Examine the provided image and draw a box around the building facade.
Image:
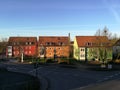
[113,39,120,60]
[6,37,37,58]
[73,36,112,61]
[38,36,70,58]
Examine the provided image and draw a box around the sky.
[0,0,120,40]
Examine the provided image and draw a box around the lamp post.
[21,52,23,63]
[20,47,24,63]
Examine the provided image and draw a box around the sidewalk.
[75,79,120,90]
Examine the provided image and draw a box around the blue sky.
[0,0,120,40]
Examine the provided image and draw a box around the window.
[29,42,31,45]
[31,42,35,45]
[25,51,28,54]
[8,49,12,52]
[80,54,85,57]
[17,42,19,45]
[86,42,92,46]
[46,42,50,45]
[26,42,28,45]
[81,49,84,51]
[51,42,55,45]
[88,43,90,46]
[49,42,52,45]
[8,46,12,49]
[14,42,16,45]
[92,43,96,46]
[59,42,64,45]
[29,51,31,54]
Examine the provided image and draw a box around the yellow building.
[73,36,112,61]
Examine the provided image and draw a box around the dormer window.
[88,42,91,46]
[14,42,16,45]
[31,42,35,45]
[59,42,64,45]
[17,42,19,45]
[86,42,92,46]
[26,42,28,45]
[49,42,52,45]
[29,42,31,45]
[46,42,50,45]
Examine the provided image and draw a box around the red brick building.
[6,37,37,58]
[38,36,70,58]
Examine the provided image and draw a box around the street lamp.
[21,52,23,63]
[20,47,24,63]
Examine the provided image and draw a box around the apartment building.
[6,37,37,58]
[73,36,112,61]
[38,36,70,58]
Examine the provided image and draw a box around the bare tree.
[95,26,112,38]
[0,38,8,58]
[95,29,101,36]
[94,26,112,64]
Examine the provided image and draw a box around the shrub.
[88,61,101,65]
[114,59,120,63]
[46,58,54,63]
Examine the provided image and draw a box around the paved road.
[78,79,120,90]
[1,61,120,90]
[35,65,120,90]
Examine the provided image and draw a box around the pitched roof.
[76,36,110,47]
[39,36,69,45]
[114,39,120,46]
[9,37,37,43]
